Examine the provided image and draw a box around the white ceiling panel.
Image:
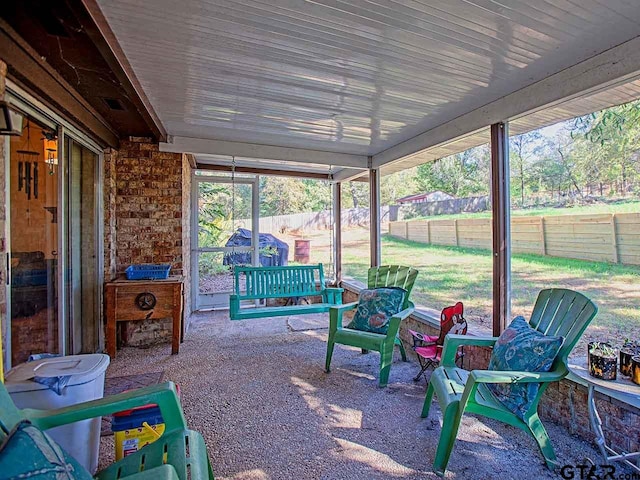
[380,77,640,176]
[98,0,640,167]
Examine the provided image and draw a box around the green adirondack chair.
[325,265,419,387]
[0,381,214,480]
[421,288,597,476]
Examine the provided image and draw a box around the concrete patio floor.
[99,311,609,479]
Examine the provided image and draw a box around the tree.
[259,177,307,216]
[574,99,640,146]
[341,181,369,209]
[380,168,418,205]
[415,145,490,198]
[573,102,640,196]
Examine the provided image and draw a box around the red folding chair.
[409,302,467,382]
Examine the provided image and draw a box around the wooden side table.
[105,276,184,358]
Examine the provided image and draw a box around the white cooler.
[5,354,110,474]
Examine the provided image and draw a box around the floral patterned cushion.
[346,287,407,335]
[487,316,563,420]
[0,420,93,479]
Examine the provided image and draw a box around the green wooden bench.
[229,263,343,320]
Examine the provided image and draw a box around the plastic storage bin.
[5,354,110,474]
[112,404,166,460]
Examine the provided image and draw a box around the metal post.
[333,182,342,285]
[369,166,381,267]
[491,122,511,336]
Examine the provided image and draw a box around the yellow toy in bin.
[111,385,180,460]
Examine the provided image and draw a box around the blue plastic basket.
[125,264,171,280]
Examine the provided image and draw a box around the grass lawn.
[410,199,640,221]
[276,224,640,357]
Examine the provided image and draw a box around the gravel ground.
[99,311,609,480]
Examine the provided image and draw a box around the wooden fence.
[248,207,390,234]
[389,213,640,266]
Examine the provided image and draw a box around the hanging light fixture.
[42,130,58,175]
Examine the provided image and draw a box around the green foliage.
[574,100,640,146]
[199,254,231,278]
[415,146,490,198]
[198,182,229,248]
[341,182,369,209]
[589,342,616,358]
[380,168,419,204]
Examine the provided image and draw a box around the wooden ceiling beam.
[0,18,119,148]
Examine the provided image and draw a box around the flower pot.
[632,356,640,386]
[588,342,617,380]
[620,343,640,377]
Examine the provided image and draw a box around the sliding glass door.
[5,89,103,367]
[65,138,100,354]
[8,116,60,365]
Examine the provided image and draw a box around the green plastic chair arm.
[384,305,415,341]
[329,301,358,313]
[468,369,566,385]
[456,367,567,416]
[325,287,344,294]
[26,382,187,433]
[391,304,415,324]
[324,287,344,304]
[329,302,358,331]
[440,335,499,367]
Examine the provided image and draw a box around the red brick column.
[109,137,187,346]
[104,148,118,281]
[115,138,183,274]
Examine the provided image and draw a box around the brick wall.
[114,138,183,274]
[0,59,7,374]
[104,148,117,281]
[107,138,191,346]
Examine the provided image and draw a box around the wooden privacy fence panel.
[616,213,640,265]
[456,218,491,249]
[389,213,640,266]
[430,220,457,245]
[511,217,545,255]
[543,214,614,263]
[407,220,429,242]
[389,221,407,238]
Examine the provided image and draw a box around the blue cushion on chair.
[0,420,93,479]
[346,287,406,335]
[487,316,563,419]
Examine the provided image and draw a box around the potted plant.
[619,340,640,377]
[632,356,640,385]
[588,342,617,380]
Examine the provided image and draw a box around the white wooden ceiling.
[382,77,640,177]
[97,0,640,175]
